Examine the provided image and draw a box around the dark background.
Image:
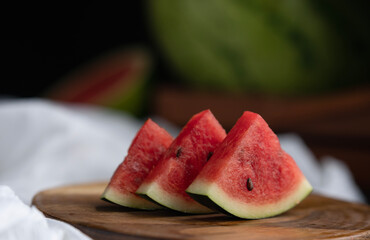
[3,2,156,97]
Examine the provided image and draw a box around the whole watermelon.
[148,0,369,95]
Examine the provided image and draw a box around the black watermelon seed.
[207,152,213,161]
[176,147,182,158]
[247,178,254,191]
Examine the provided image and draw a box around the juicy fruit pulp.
[136,110,226,213]
[186,111,312,219]
[101,119,173,210]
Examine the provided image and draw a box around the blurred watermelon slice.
[46,48,151,116]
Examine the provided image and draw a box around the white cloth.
[279,134,365,203]
[0,185,91,240]
[0,99,365,239]
[0,99,142,205]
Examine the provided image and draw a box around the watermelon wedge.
[101,119,173,210]
[46,48,151,116]
[186,111,312,219]
[136,110,226,213]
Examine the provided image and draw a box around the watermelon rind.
[186,177,312,219]
[102,187,162,210]
[136,181,213,214]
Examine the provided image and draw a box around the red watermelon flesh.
[101,119,173,210]
[136,110,226,213]
[186,111,312,219]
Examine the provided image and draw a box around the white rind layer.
[102,187,162,210]
[187,178,312,219]
[136,182,213,214]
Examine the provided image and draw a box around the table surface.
[32,182,370,240]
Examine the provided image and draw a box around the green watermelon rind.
[101,186,163,210]
[186,177,312,219]
[136,181,213,214]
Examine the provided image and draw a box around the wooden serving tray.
[32,182,370,240]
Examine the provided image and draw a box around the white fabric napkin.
[0,99,142,205]
[0,99,365,240]
[0,185,91,240]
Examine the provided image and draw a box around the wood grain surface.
[32,182,370,240]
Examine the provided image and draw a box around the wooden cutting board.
[32,182,370,240]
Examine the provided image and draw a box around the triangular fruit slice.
[186,111,312,219]
[46,48,150,116]
[136,110,226,213]
[101,119,173,210]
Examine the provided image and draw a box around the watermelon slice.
[186,111,312,219]
[136,110,226,213]
[46,48,151,116]
[101,119,173,210]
